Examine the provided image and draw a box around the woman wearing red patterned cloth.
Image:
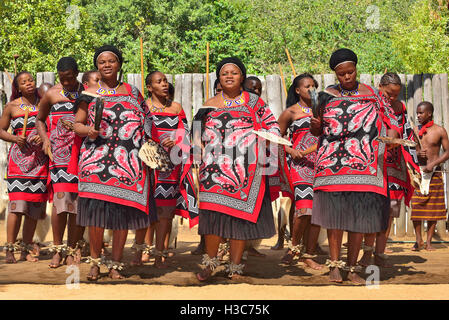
[0,71,48,264]
[277,73,322,270]
[194,57,279,281]
[142,70,196,268]
[73,45,168,281]
[310,48,401,284]
[358,73,419,267]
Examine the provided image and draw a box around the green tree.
[0,0,101,74]
[390,0,449,73]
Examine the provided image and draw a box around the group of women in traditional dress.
[1,45,420,285]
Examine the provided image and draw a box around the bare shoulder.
[436,124,449,137]
[325,85,340,96]
[170,101,183,114]
[203,95,221,108]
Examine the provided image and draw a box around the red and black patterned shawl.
[281,115,318,209]
[198,91,280,223]
[7,111,49,202]
[48,99,79,194]
[382,99,419,205]
[314,85,400,196]
[149,109,199,226]
[77,83,152,213]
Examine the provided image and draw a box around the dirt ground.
[1,217,449,300]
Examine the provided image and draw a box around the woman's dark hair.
[145,71,160,97]
[10,71,37,101]
[380,72,401,86]
[286,73,318,107]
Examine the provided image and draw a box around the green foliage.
[390,0,449,73]
[0,0,445,76]
[0,0,101,75]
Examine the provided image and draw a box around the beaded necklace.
[19,97,38,112]
[60,82,81,100]
[149,97,169,113]
[339,82,360,96]
[297,101,311,114]
[222,92,245,107]
[96,80,121,95]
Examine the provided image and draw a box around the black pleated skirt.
[198,180,276,240]
[76,197,157,230]
[311,191,390,233]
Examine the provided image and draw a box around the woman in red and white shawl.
[143,70,196,268]
[310,48,401,285]
[277,73,322,270]
[195,57,279,281]
[73,45,174,281]
[358,72,419,267]
[0,72,49,264]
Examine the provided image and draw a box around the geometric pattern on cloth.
[411,172,447,221]
[313,86,393,196]
[198,91,281,223]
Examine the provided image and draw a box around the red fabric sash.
[419,120,434,138]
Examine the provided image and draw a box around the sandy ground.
[1,217,449,300]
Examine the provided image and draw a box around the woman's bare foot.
[49,252,63,268]
[384,247,393,254]
[141,252,151,263]
[5,250,17,264]
[347,272,365,285]
[87,265,100,281]
[65,255,74,266]
[20,251,38,262]
[358,252,372,267]
[411,241,424,251]
[425,243,436,251]
[108,268,124,279]
[329,267,343,283]
[304,258,322,270]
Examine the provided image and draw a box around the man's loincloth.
[411,172,447,221]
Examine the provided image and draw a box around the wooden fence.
[0,71,448,239]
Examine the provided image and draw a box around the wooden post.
[398,74,406,104]
[266,75,283,120]
[77,73,84,84]
[174,74,182,104]
[359,74,372,86]
[406,74,415,123]
[166,74,173,85]
[413,74,423,115]
[181,74,193,127]
[42,72,55,85]
[192,73,203,117]
[140,37,145,96]
[373,74,382,89]
[205,42,210,101]
[3,71,13,103]
[423,73,433,103]
[36,72,44,88]
[323,73,335,89]
[439,73,449,239]
[313,74,323,92]
[432,74,442,126]
[285,48,297,78]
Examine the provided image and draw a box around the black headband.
[93,45,123,68]
[216,57,246,80]
[329,48,358,71]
